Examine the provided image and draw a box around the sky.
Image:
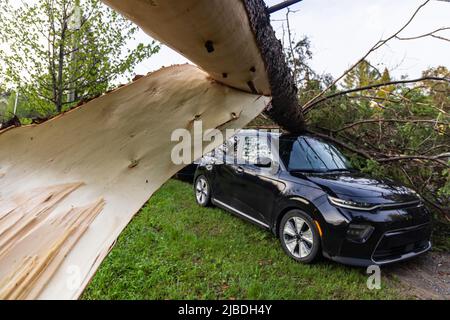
[3,0,450,84]
[132,0,450,80]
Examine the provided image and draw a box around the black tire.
[194,175,212,207]
[279,209,321,264]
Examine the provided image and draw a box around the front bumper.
[325,224,432,267]
[319,201,432,267]
[371,223,431,264]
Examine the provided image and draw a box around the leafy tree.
[278,1,449,233]
[278,23,449,221]
[285,35,314,87]
[0,92,8,122]
[307,63,449,219]
[0,0,160,115]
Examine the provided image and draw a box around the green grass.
[82,179,402,300]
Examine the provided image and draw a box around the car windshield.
[279,136,353,173]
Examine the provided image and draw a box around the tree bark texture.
[243,0,306,133]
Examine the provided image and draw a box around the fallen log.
[0,65,269,299]
[0,0,300,299]
[101,0,305,133]
[243,0,305,133]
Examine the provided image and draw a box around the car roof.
[235,129,315,141]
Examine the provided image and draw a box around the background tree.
[266,0,449,229]
[307,64,449,215]
[0,0,160,117]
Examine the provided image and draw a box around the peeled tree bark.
[0,0,301,299]
[0,65,269,299]
[102,0,305,132]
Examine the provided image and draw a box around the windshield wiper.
[289,169,327,174]
[326,168,355,173]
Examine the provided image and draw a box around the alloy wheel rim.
[283,217,314,258]
[196,178,208,204]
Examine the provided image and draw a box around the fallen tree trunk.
[0,65,269,299]
[243,0,305,133]
[101,0,271,95]
[0,0,299,299]
[101,0,305,133]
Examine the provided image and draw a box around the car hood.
[292,171,419,204]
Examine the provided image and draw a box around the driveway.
[386,252,449,300]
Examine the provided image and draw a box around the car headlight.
[410,189,424,202]
[328,196,375,211]
[346,224,375,243]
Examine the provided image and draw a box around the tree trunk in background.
[56,17,68,114]
[243,0,305,134]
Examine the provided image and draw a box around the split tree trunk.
[0,0,304,299]
[0,65,269,299]
[101,0,306,133]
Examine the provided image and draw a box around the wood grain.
[0,65,269,299]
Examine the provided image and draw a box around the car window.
[207,136,237,164]
[306,138,348,169]
[207,133,276,166]
[236,135,273,165]
[286,138,326,171]
[279,136,352,172]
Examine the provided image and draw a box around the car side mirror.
[255,157,272,168]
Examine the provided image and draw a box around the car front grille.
[372,223,431,263]
[377,200,421,211]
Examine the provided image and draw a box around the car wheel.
[279,210,321,264]
[195,175,211,207]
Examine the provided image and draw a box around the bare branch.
[285,8,297,81]
[307,127,449,167]
[334,118,447,133]
[395,27,450,41]
[377,154,449,166]
[303,76,449,113]
[305,129,373,159]
[301,0,431,112]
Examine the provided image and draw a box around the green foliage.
[83,180,402,300]
[285,38,450,217]
[356,159,386,177]
[0,0,160,115]
[282,35,448,219]
[439,163,450,199]
[306,61,449,219]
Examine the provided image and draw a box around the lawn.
[82,179,402,300]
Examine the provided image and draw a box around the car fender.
[272,195,324,236]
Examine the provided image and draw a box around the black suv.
[193,130,431,266]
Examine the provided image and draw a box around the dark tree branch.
[303,76,450,113]
[334,118,447,133]
[305,129,373,159]
[377,154,449,166]
[243,0,305,133]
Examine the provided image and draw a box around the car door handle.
[235,166,245,174]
